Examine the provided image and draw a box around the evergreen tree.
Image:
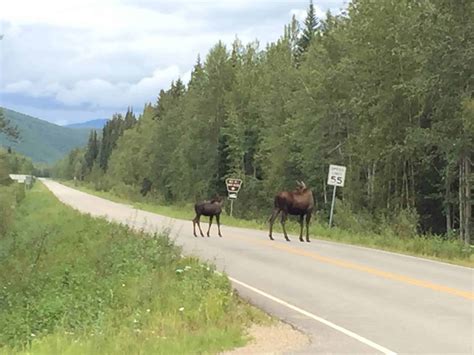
[0,108,20,141]
[296,0,319,58]
[84,130,99,171]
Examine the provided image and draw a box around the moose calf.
[192,196,224,237]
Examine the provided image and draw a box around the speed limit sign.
[327,164,347,227]
[327,165,346,187]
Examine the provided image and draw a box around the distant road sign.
[226,178,242,193]
[327,165,346,187]
[225,178,242,217]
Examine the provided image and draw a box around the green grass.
[0,183,271,354]
[61,180,474,267]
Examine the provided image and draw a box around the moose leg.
[216,214,222,237]
[305,213,312,242]
[280,211,290,242]
[207,215,214,237]
[196,216,205,237]
[299,215,304,242]
[192,216,198,237]
[268,208,280,240]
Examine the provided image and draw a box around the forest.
[54,0,473,244]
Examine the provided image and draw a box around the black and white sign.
[327,165,346,187]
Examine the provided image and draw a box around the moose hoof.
[269,235,274,241]
[219,234,223,238]
[299,238,304,242]
[285,238,291,242]
[306,239,311,243]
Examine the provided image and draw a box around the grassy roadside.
[0,183,271,354]
[60,180,473,267]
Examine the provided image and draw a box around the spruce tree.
[84,130,99,171]
[296,0,319,58]
[0,108,20,141]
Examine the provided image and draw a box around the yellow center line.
[227,232,474,301]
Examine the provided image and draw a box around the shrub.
[389,208,419,239]
[0,188,15,237]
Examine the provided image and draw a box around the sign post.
[327,165,346,227]
[225,178,242,217]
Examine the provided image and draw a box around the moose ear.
[300,181,306,188]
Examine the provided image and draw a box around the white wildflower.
[179,307,184,312]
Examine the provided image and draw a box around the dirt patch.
[222,322,310,354]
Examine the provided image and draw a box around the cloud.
[5,66,184,108]
[290,1,346,23]
[0,0,347,123]
[4,80,34,93]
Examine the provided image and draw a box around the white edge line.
[228,276,397,355]
[313,238,473,271]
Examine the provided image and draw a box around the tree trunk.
[410,160,416,208]
[445,169,452,235]
[458,154,472,245]
[464,155,471,245]
[459,159,464,242]
[367,162,376,209]
[323,179,328,205]
[403,161,409,209]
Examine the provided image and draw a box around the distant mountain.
[66,118,108,129]
[0,107,90,164]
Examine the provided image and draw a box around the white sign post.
[327,165,346,227]
[225,178,242,217]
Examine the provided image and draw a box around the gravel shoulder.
[222,322,310,354]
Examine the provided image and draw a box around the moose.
[268,181,314,242]
[192,196,224,238]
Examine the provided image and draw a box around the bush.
[333,199,377,233]
[388,208,419,239]
[110,182,142,201]
[0,188,15,237]
[0,184,25,237]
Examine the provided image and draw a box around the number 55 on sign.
[327,165,346,187]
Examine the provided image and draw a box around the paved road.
[42,180,473,354]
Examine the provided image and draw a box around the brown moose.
[192,196,224,237]
[268,181,314,242]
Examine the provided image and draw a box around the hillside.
[0,108,90,164]
[66,118,108,129]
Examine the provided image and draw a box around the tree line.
[54,0,473,243]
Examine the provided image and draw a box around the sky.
[0,0,347,126]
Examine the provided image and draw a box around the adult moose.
[268,181,314,242]
[192,196,224,238]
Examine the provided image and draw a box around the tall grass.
[0,183,25,236]
[61,180,473,267]
[0,183,270,354]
